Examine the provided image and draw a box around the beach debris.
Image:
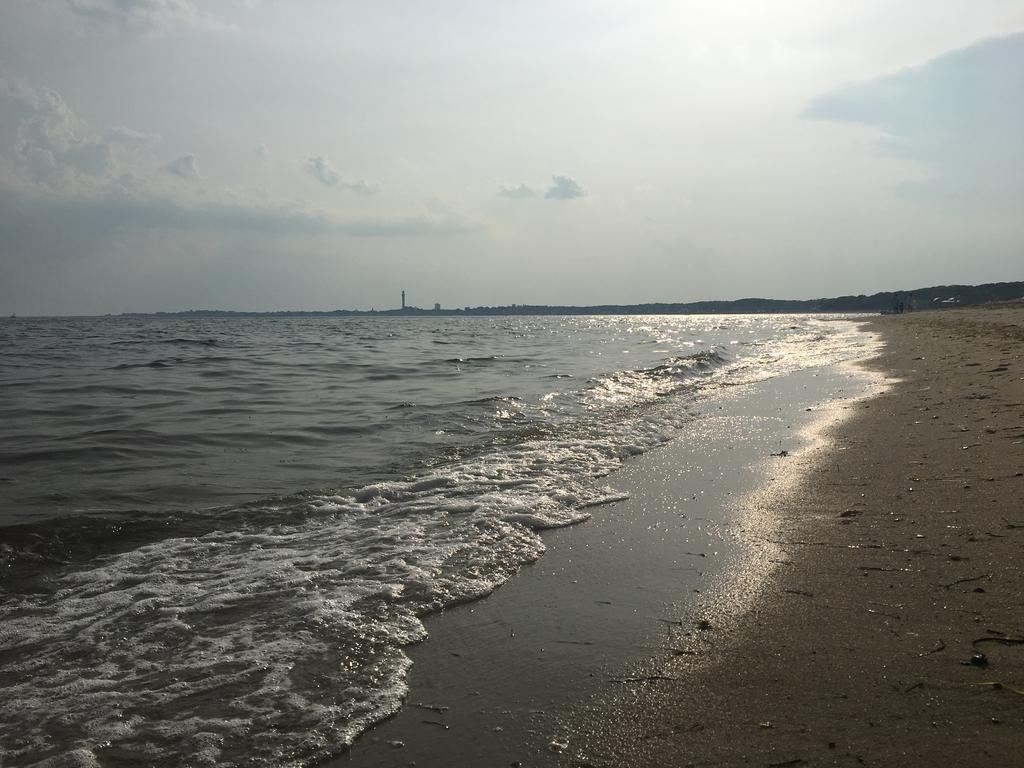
[696,619,712,631]
[904,681,925,693]
[767,759,805,767]
[783,589,814,598]
[759,721,773,728]
[918,640,946,657]
[975,681,1024,696]
[609,674,679,684]
[548,738,569,754]
[770,450,790,457]
[421,719,449,729]
[412,702,449,714]
[387,740,406,749]
[838,509,864,518]
[867,608,901,620]
[940,573,992,590]
[963,652,989,668]
[972,636,1024,647]
[869,600,904,610]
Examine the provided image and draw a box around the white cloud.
[497,183,538,199]
[544,175,585,200]
[345,179,375,196]
[498,178,586,200]
[304,155,338,186]
[0,73,161,191]
[164,153,199,178]
[0,74,462,255]
[303,155,375,194]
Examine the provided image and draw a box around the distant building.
[434,303,441,311]
[401,290,406,310]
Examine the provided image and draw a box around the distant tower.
[401,290,406,310]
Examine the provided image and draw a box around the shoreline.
[335,328,882,767]
[567,304,1024,766]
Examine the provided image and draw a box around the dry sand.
[566,304,1024,767]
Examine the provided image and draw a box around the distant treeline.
[120,280,1024,318]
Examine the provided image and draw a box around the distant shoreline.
[75,279,1024,319]
[6,280,1021,319]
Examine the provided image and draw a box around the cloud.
[340,215,477,237]
[0,73,462,255]
[498,177,586,200]
[64,0,213,31]
[304,155,339,186]
[105,126,162,151]
[803,33,1024,200]
[0,73,161,190]
[1,183,477,244]
[303,155,375,194]
[497,183,538,199]
[544,174,585,199]
[164,153,199,178]
[344,179,375,196]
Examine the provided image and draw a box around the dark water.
[0,314,875,767]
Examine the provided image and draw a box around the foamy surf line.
[0,319,879,767]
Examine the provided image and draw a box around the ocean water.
[0,314,875,766]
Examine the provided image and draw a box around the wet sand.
[568,304,1024,766]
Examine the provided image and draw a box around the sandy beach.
[567,304,1024,766]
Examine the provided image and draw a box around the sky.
[0,1,1021,314]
